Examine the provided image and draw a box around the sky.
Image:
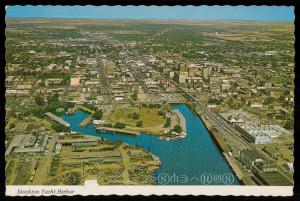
[6,6,294,22]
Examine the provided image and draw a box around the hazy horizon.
[6,6,294,22]
[6,17,294,23]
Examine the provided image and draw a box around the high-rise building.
[174,72,188,84]
[202,67,209,80]
[179,63,188,72]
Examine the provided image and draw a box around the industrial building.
[235,123,272,144]
[5,134,48,156]
[238,149,292,185]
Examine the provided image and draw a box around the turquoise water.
[62,104,239,185]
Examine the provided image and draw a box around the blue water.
[62,104,239,185]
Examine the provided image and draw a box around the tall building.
[174,72,188,84]
[179,63,188,72]
[202,67,209,80]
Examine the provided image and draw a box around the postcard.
[4,5,294,196]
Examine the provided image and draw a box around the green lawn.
[106,107,165,128]
[5,97,16,108]
[268,75,289,84]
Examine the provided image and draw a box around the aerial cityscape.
[5,6,294,186]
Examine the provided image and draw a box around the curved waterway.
[62,104,239,185]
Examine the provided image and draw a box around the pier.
[96,127,140,136]
[45,112,70,127]
[79,115,93,128]
[72,105,96,128]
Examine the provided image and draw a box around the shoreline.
[178,103,244,185]
[200,115,244,184]
[68,103,243,184]
[63,103,247,185]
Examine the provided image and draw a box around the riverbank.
[223,152,256,185]
[177,103,244,184]
[180,103,232,153]
[200,115,231,153]
[197,109,253,185]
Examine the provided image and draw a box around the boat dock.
[45,112,70,127]
[159,134,185,141]
[67,105,96,115]
[96,127,140,136]
[79,115,93,128]
[69,105,96,128]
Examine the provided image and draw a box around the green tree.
[164,117,171,127]
[264,97,274,105]
[173,124,182,133]
[52,122,70,132]
[136,120,143,127]
[93,110,103,119]
[48,93,59,103]
[35,96,45,105]
[104,123,112,127]
[9,123,15,130]
[158,110,165,116]
[284,120,294,130]
[114,122,126,129]
[129,112,140,120]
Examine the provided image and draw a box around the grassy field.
[5,96,17,108]
[105,107,165,128]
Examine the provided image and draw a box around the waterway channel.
[62,104,239,185]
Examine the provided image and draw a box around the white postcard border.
[6,185,293,196]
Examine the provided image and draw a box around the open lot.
[104,107,165,128]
